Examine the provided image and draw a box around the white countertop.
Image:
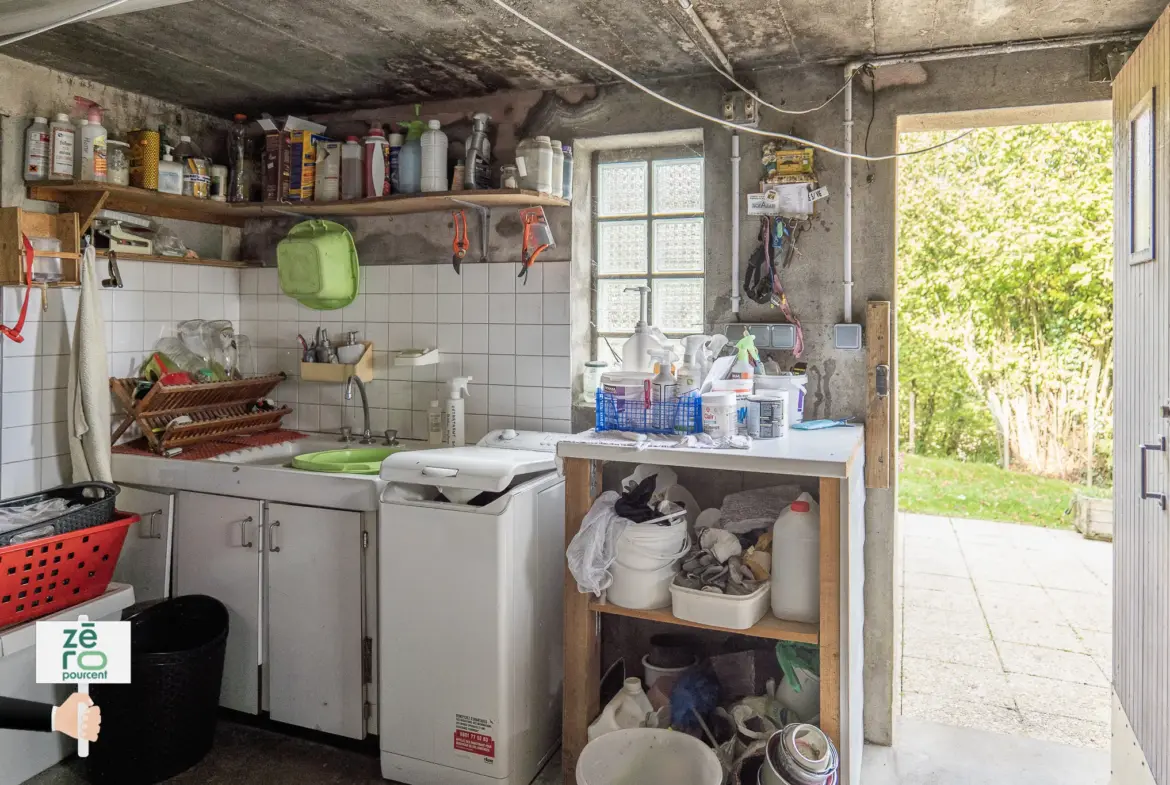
[556,426,865,478]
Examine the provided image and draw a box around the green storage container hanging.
[276,219,359,310]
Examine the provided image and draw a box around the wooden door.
[174,492,263,714]
[1114,9,1170,782]
[266,502,365,739]
[112,486,175,602]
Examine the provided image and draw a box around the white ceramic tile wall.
[240,262,573,442]
[0,261,242,497]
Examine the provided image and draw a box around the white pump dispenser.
[445,376,473,447]
[650,348,677,402]
[677,335,709,397]
[621,285,665,373]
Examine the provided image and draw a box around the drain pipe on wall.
[731,131,741,315]
[833,71,863,349]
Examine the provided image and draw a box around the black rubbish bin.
[86,595,228,785]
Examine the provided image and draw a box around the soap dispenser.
[444,376,473,447]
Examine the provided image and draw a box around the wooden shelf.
[28,181,569,227]
[109,251,255,269]
[588,601,819,644]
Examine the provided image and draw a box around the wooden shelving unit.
[0,207,80,286]
[110,251,253,269]
[588,601,819,644]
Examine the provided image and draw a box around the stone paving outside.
[900,513,1112,749]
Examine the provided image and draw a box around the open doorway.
[894,114,1114,754]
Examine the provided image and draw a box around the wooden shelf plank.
[28,181,568,226]
[588,601,819,644]
[109,252,254,269]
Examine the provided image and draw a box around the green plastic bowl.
[291,447,402,474]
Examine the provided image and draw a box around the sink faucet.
[344,375,375,445]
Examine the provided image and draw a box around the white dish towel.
[68,245,112,483]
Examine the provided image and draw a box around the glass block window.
[594,151,705,365]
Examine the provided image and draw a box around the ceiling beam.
[0,0,194,37]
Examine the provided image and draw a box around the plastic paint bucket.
[577,728,723,785]
[602,372,652,408]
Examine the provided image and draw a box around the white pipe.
[731,131,741,316]
[842,74,854,324]
[844,31,1138,71]
[0,0,135,48]
[678,0,735,77]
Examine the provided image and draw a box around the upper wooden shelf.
[28,181,569,228]
[589,601,820,644]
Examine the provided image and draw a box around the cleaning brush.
[670,668,720,732]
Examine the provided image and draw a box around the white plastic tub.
[669,581,770,630]
[576,728,722,785]
[608,560,677,610]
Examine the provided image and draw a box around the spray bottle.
[650,348,677,402]
[397,107,427,194]
[677,336,710,397]
[444,376,473,447]
[79,104,107,183]
[621,285,665,373]
[731,330,760,383]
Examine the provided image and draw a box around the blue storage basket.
[595,390,702,435]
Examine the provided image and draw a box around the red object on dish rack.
[0,512,139,630]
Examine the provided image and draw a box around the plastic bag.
[566,492,629,596]
[719,485,803,533]
[775,642,820,692]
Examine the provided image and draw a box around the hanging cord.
[484,0,973,161]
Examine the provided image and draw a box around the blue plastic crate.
[595,390,702,435]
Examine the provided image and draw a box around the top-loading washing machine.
[378,429,568,785]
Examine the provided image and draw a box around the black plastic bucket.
[86,595,229,785]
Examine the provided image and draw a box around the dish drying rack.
[110,374,291,455]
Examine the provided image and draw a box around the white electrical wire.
[694,42,858,116]
[485,0,974,161]
[0,0,134,48]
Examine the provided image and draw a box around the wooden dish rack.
[111,374,291,454]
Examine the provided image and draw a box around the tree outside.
[897,121,1113,524]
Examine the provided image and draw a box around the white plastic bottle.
[363,127,389,198]
[771,493,821,623]
[420,119,449,193]
[48,113,75,180]
[444,376,472,447]
[427,400,443,445]
[24,116,49,181]
[677,335,708,397]
[621,286,664,373]
[79,105,107,182]
[341,136,363,200]
[650,349,676,402]
[549,139,565,198]
[157,146,184,195]
[587,678,654,741]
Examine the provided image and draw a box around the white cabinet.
[266,503,365,739]
[112,486,176,602]
[174,492,263,715]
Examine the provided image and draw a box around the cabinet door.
[266,503,364,738]
[112,486,175,602]
[174,492,263,715]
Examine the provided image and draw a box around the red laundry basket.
[0,512,138,630]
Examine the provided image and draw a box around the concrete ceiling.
[0,0,1158,117]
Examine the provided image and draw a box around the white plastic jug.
[420,119,448,192]
[771,492,820,623]
[587,678,654,741]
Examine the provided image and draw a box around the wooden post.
[818,476,842,747]
[865,301,892,489]
[562,458,600,784]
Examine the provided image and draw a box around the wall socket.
[722,91,760,128]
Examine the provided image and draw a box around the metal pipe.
[844,31,1141,71]
[677,0,734,76]
[0,0,135,48]
[730,131,741,316]
[842,75,854,323]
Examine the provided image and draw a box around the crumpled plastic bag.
[566,492,629,596]
[719,485,803,533]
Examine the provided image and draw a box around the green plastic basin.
[291,447,402,474]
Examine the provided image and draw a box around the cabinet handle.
[239,516,254,549]
[269,520,281,553]
[138,509,163,540]
[1141,437,1167,510]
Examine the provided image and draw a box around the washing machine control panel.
[478,429,570,453]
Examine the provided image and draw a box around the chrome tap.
[344,375,375,445]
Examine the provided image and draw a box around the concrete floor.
[901,513,1112,749]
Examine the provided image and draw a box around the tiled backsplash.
[0,260,242,496]
[240,261,573,442]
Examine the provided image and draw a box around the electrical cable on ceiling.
[0,0,134,48]
[485,0,974,161]
[692,43,858,116]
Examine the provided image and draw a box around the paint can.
[747,392,788,439]
[128,129,160,190]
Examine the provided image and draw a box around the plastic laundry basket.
[87,595,228,785]
[276,219,359,310]
[576,728,722,785]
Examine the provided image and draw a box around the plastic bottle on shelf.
[444,376,473,447]
[174,135,209,199]
[48,113,74,180]
[80,104,108,182]
[228,113,249,202]
[24,116,49,181]
[157,146,184,195]
[561,143,574,200]
[587,678,654,741]
[341,136,363,200]
[74,118,88,176]
[388,132,404,193]
[676,335,708,398]
[621,286,665,373]
[363,127,390,198]
[516,136,553,194]
[428,400,443,445]
[771,493,821,623]
[650,349,677,403]
[397,120,425,194]
[549,139,565,199]
[420,119,449,193]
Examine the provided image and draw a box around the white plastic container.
[444,375,472,447]
[157,147,184,195]
[776,667,821,722]
[549,138,565,198]
[315,141,341,202]
[669,581,770,630]
[607,560,677,610]
[756,372,809,422]
[48,113,75,180]
[79,105,107,182]
[341,136,363,200]
[420,119,448,193]
[771,492,820,623]
[427,400,443,445]
[641,654,698,691]
[516,136,553,194]
[364,127,390,198]
[616,516,689,570]
[701,391,736,438]
[24,116,49,181]
[748,391,789,439]
[586,679,654,742]
[577,728,723,785]
[602,371,652,407]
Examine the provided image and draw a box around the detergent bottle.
[587,678,654,741]
[621,285,664,373]
[731,330,760,384]
[677,335,709,397]
[444,376,473,447]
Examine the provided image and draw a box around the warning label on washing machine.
[454,714,495,759]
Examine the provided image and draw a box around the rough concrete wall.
[240,46,1109,746]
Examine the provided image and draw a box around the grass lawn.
[898,454,1111,528]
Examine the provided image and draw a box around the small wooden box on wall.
[0,207,81,287]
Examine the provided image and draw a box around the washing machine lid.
[379,446,556,492]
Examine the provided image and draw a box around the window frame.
[592,146,706,364]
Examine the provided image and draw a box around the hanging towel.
[68,245,112,483]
